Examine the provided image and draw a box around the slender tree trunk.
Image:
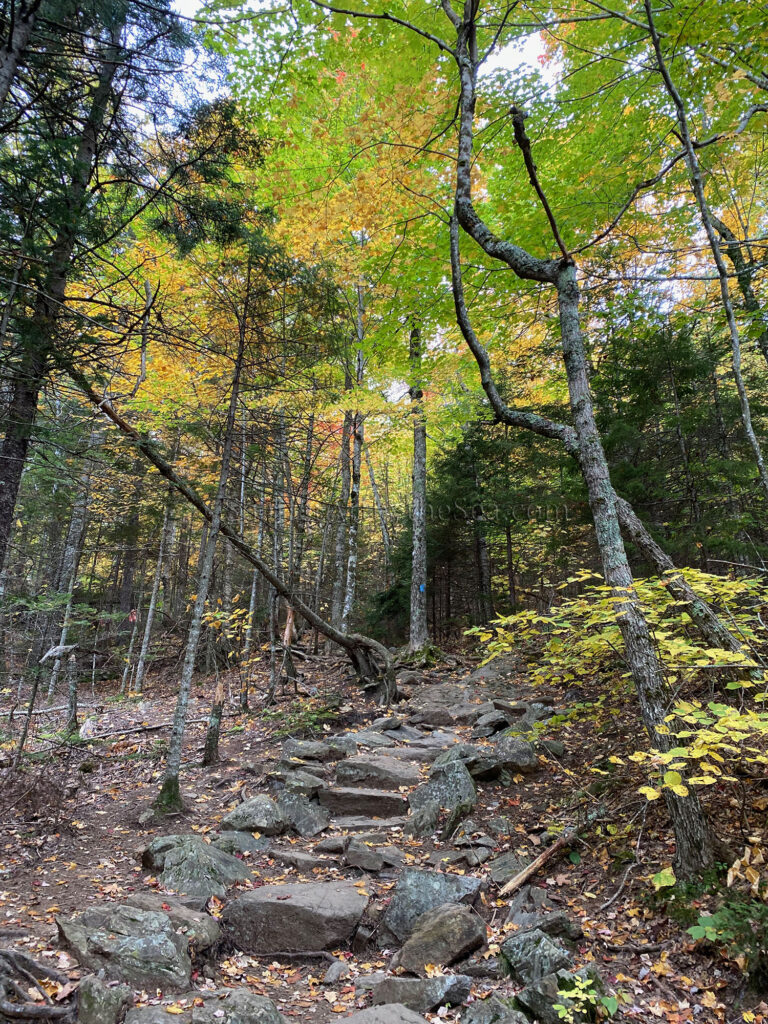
[134,505,172,695]
[202,680,225,766]
[341,410,363,632]
[330,411,352,631]
[65,653,78,737]
[154,328,245,811]
[365,445,391,577]
[711,216,768,371]
[408,324,429,651]
[0,0,40,114]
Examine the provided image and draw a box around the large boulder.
[336,755,420,791]
[142,834,250,906]
[211,831,271,856]
[500,928,572,984]
[342,1007,428,1024]
[221,794,286,835]
[407,761,476,837]
[123,892,221,952]
[223,880,368,952]
[282,738,334,762]
[77,976,131,1024]
[125,988,286,1023]
[371,975,471,1012]
[57,905,191,990]
[394,903,486,974]
[275,790,330,836]
[378,868,482,947]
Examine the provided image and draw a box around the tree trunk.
[65,654,78,737]
[202,680,225,767]
[0,31,122,572]
[341,410,363,632]
[365,445,391,577]
[408,324,429,651]
[0,0,39,114]
[134,504,172,694]
[330,410,352,631]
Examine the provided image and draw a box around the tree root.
[0,949,75,1020]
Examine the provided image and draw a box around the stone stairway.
[60,666,602,1024]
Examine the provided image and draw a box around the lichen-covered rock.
[487,849,530,887]
[276,790,330,837]
[211,831,271,856]
[378,868,482,947]
[141,834,250,906]
[223,880,368,953]
[57,905,191,990]
[395,903,486,974]
[123,892,221,951]
[408,761,476,837]
[500,928,572,984]
[461,996,529,1024]
[493,736,539,773]
[371,974,471,1012]
[77,976,132,1024]
[221,794,286,835]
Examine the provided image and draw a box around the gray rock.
[315,836,346,853]
[345,836,385,872]
[269,846,330,871]
[142,834,250,906]
[223,880,368,952]
[379,868,482,946]
[351,730,395,749]
[515,969,596,1024]
[342,1006,428,1024]
[125,988,286,1024]
[122,892,221,951]
[500,928,572,984]
[323,958,351,984]
[539,739,566,758]
[57,905,190,990]
[487,816,512,837]
[432,743,500,781]
[276,790,330,836]
[372,974,471,1011]
[353,971,388,993]
[460,996,528,1024]
[408,761,476,837]
[221,794,286,835]
[508,909,583,941]
[336,754,420,791]
[395,903,486,974]
[471,710,510,738]
[385,745,442,763]
[212,831,271,856]
[318,786,409,818]
[493,737,539,773]
[333,814,408,831]
[487,849,530,887]
[282,738,333,762]
[371,715,404,731]
[280,769,327,797]
[404,800,440,838]
[77,976,131,1024]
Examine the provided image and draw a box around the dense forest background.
[3,0,768,927]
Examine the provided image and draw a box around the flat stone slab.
[336,754,421,791]
[382,746,442,763]
[331,815,408,831]
[372,975,471,1012]
[223,881,368,953]
[318,787,409,818]
[125,989,286,1023]
[342,1007,428,1024]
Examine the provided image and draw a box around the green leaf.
[651,867,676,890]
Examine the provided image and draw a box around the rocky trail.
[0,659,738,1023]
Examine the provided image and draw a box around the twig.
[599,863,637,910]
[499,829,576,895]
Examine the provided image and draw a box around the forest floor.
[0,651,764,1023]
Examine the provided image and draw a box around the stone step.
[336,755,421,791]
[330,815,408,831]
[318,786,409,818]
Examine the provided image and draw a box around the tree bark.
[330,410,352,631]
[134,503,172,695]
[408,323,430,650]
[0,0,40,115]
